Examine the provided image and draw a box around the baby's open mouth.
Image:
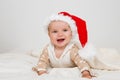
[57,39,65,42]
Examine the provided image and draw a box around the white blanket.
[0,48,120,80]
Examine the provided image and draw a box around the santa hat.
[45,11,88,47]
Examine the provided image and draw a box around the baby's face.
[48,20,72,49]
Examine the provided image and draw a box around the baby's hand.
[32,67,47,75]
[82,70,93,79]
[32,67,37,72]
[37,70,47,75]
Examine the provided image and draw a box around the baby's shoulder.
[72,42,81,49]
[41,44,49,51]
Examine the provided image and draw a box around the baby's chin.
[54,43,68,49]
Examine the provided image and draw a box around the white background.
[0,0,120,53]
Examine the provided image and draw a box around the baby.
[32,12,93,79]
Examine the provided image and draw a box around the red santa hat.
[45,11,88,47]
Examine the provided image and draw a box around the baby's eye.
[52,30,57,33]
[63,29,68,32]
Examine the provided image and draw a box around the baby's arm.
[70,45,93,79]
[32,48,49,75]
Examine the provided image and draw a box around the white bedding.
[0,48,120,80]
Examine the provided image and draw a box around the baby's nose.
[58,32,63,36]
